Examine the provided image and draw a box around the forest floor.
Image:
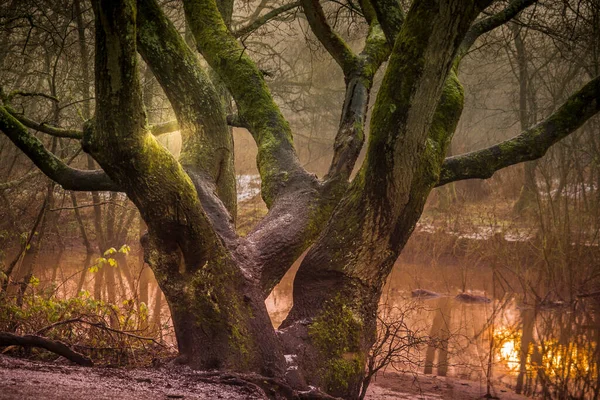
[0,355,529,400]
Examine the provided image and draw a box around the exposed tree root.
[189,370,342,400]
[0,332,93,366]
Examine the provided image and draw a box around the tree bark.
[88,0,287,378]
[279,2,486,397]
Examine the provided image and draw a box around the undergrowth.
[0,286,175,366]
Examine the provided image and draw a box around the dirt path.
[0,355,264,400]
[0,355,529,400]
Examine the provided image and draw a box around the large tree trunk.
[88,0,286,378]
[276,1,484,396]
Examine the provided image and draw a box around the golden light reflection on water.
[494,328,597,382]
[497,333,521,372]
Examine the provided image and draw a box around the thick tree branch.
[244,188,323,297]
[438,75,600,186]
[424,0,537,170]
[91,0,233,285]
[183,0,313,207]
[253,20,389,295]
[0,332,93,366]
[284,0,489,333]
[325,22,389,182]
[137,0,237,217]
[233,1,301,38]
[369,0,404,42]
[0,106,119,191]
[301,0,358,74]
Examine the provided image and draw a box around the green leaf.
[29,275,40,287]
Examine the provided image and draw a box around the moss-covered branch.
[90,0,228,266]
[369,0,404,42]
[5,106,83,139]
[438,74,600,186]
[424,0,535,172]
[283,3,490,395]
[0,171,40,190]
[0,106,118,191]
[136,0,237,217]
[150,120,179,135]
[183,0,311,207]
[233,1,301,38]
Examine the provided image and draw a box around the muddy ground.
[0,355,528,400]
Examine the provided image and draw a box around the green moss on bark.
[308,295,365,393]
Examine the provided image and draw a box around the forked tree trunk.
[3,0,589,399]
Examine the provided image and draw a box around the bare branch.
[233,1,301,38]
[460,0,538,57]
[7,90,59,103]
[4,109,175,140]
[36,318,165,347]
[437,74,600,186]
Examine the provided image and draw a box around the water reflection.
[266,258,600,398]
[24,249,600,398]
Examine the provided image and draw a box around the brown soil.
[0,355,265,400]
[0,355,529,400]
[365,371,530,400]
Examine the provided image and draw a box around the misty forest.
[0,0,599,398]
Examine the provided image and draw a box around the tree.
[1,0,599,398]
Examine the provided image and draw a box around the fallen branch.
[36,318,165,347]
[0,332,93,366]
